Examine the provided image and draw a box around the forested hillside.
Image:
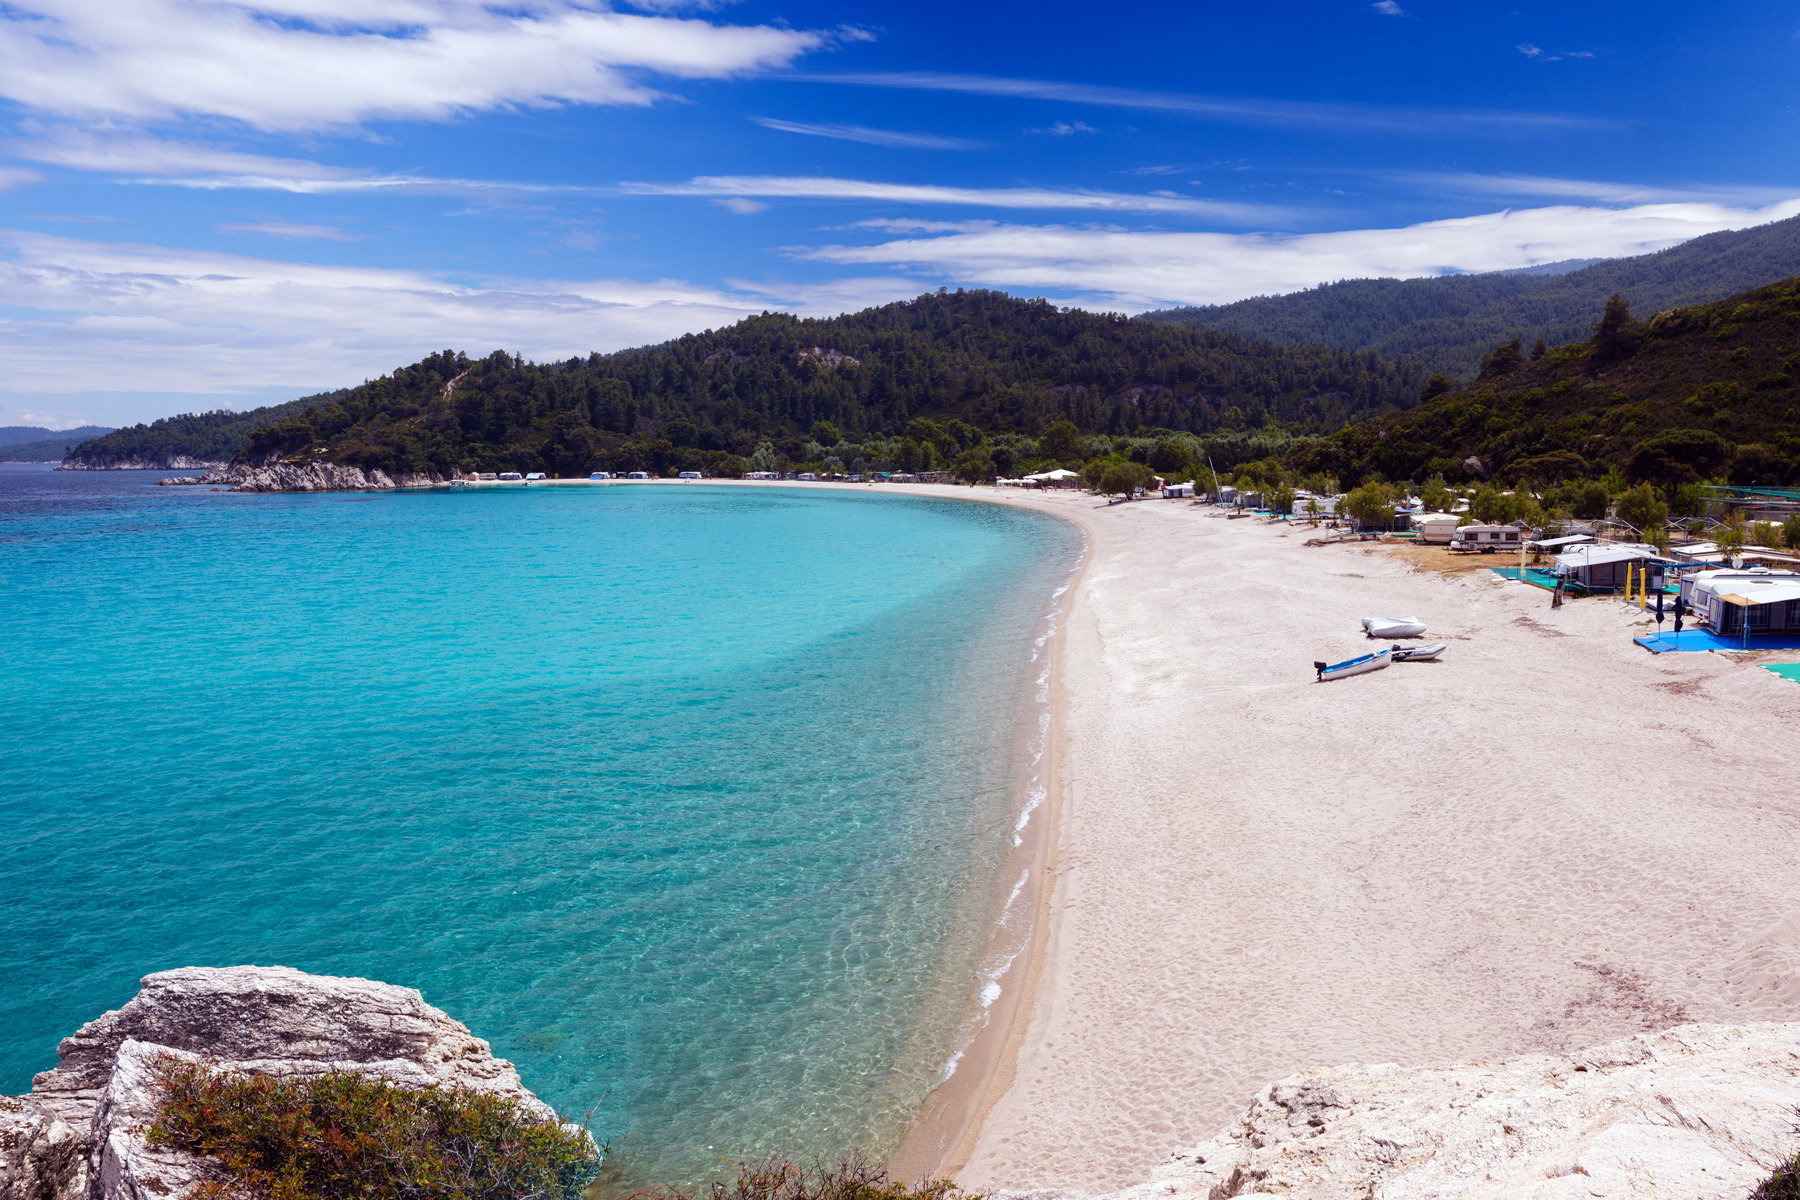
[0,425,113,461]
[64,395,344,468]
[1284,278,1800,486]
[1140,214,1800,378]
[232,290,1420,477]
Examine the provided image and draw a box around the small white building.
[1290,491,1339,516]
[1163,482,1195,498]
[1679,568,1800,635]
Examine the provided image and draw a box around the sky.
[1,0,1797,428]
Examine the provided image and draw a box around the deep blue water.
[0,465,1079,1187]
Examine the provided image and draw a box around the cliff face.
[1066,1023,1800,1200]
[0,966,563,1200]
[57,457,227,471]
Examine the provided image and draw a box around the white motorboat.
[1390,642,1446,662]
[1361,616,1426,639]
[1314,647,1393,681]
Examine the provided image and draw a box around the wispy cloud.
[0,1,837,130]
[11,132,605,197]
[1396,171,1800,206]
[1516,44,1595,61]
[217,221,363,241]
[618,174,1282,220]
[752,117,984,150]
[794,71,1605,133]
[0,229,909,396]
[790,199,1800,309]
[1371,1,1405,15]
[0,166,44,191]
[1033,120,1097,135]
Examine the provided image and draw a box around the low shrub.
[146,1056,602,1200]
[628,1159,974,1200]
[1754,1153,1800,1199]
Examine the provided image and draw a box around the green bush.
[146,1056,602,1200]
[1753,1154,1800,1199]
[629,1159,975,1200]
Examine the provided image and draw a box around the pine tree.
[1590,293,1640,365]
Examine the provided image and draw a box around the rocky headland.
[162,460,452,492]
[0,966,570,1200]
[4,965,1795,1200]
[56,458,226,472]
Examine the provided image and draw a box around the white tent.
[1025,468,1081,481]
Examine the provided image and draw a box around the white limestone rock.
[7,965,564,1200]
[1098,1022,1800,1200]
[208,459,447,492]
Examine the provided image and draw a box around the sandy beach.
[850,483,1800,1193]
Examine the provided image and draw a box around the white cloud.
[13,130,358,179]
[792,199,1800,309]
[1371,1,1405,15]
[0,230,918,397]
[0,166,45,190]
[1516,43,1593,62]
[9,129,611,198]
[620,175,1283,220]
[217,221,363,241]
[714,197,769,214]
[1396,171,1800,206]
[1035,120,1097,135]
[0,1,833,130]
[752,118,984,150]
[795,71,1604,132]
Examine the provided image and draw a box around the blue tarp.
[1634,629,1800,653]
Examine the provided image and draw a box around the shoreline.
[940,497,1800,1193]
[884,495,1091,1185]
[617,478,1101,1182]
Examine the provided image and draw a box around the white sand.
[887,488,1800,1193]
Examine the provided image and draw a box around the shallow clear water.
[0,466,1079,1188]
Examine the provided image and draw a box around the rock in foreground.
[1091,1023,1800,1200]
[0,966,568,1200]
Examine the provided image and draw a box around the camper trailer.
[1448,524,1522,553]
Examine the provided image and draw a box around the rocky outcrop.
[1082,1023,1800,1200]
[58,458,226,471]
[205,460,450,492]
[1,966,565,1200]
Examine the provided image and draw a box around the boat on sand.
[1390,642,1446,662]
[1315,647,1393,681]
[1362,616,1426,639]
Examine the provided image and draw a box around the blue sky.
[1,0,1796,427]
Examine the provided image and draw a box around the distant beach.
[769,480,1800,1193]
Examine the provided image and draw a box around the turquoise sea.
[0,465,1079,1188]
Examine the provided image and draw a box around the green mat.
[1764,663,1800,682]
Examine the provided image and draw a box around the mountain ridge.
[1139,213,1800,378]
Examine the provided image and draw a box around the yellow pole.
[1639,564,1647,610]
